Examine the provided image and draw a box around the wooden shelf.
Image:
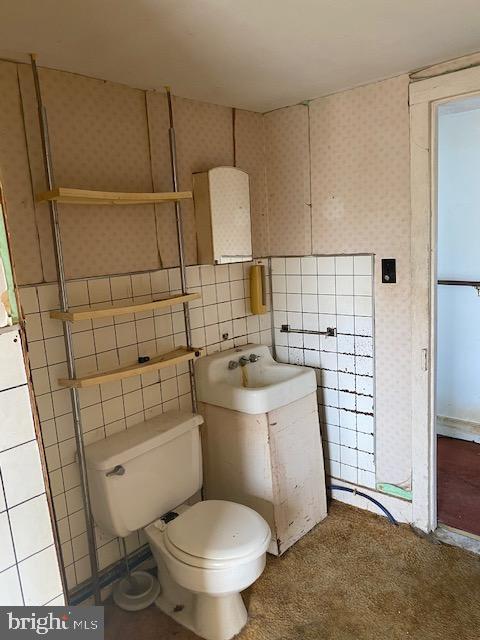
[59,346,203,389]
[36,187,193,206]
[50,292,200,322]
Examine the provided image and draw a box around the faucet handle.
[228,360,239,370]
[249,353,261,363]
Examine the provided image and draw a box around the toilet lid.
[165,500,271,562]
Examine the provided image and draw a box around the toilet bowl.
[145,500,271,640]
[84,410,270,640]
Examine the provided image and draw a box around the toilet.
[85,410,271,640]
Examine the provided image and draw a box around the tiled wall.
[271,255,376,489]
[0,326,64,605]
[19,260,271,594]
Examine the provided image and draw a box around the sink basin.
[195,344,316,414]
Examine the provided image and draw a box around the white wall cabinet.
[193,166,252,265]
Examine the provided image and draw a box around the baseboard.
[328,478,413,524]
[437,416,480,443]
[435,524,480,555]
[437,415,480,443]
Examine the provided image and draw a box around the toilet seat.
[163,500,271,570]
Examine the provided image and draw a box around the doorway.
[409,66,480,534]
[435,97,480,537]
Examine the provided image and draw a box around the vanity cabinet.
[199,392,327,555]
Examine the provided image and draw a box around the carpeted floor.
[437,435,480,536]
[105,501,480,640]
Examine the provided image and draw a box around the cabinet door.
[267,393,327,554]
[199,402,276,541]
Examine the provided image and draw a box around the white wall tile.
[354,275,372,296]
[228,263,243,281]
[336,295,354,315]
[0,566,24,605]
[285,257,301,274]
[302,294,319,313]
[271,254,376,491]
[270,258,285,274]
[353,255,373,276]
[340,427,357,449]
[317,275,335,294]
[339,409,356,429]
[0,385,36,452]
[20,288,39,315]
[336,275,354,295]
[358,432,375,454]
[317,257,335,275]
[358,451,375,472]
[0,441,45,507]
[337,315,354,334]
[87,279,111,304]
[286,293,302,312]
[150,270,169,294]
[286,275,301,293]
[340,445,357,467]
[18,545,63,605]
[317,295,335,314]
[355,316,373,336]
[24,314,43,342]
[357,413,374,434]
[354,296,372,316]
[0,511,16,572]
[44,336,67,365]
[9,494,54,561]
[37,285,59,312]
[0,330,27,391]
[66,281,89,306]
[340,464,358,484]
[335,256,354,275]
[301,256,317,274]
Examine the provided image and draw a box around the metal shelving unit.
[30,56,201,604]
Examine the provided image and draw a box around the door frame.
[409,66,480,532]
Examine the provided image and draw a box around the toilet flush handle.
[106,465,125,477]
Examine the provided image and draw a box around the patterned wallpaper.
[18,65,159,283]
[0,61,267,283]
[309,75,412,487]
[0,62,43,284]
[264,105,311,256]
[145,91,179,268]
[234,109,268,257]
[173,96,234,265]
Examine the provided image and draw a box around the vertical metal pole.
[165,87,198,413]
[30,55,101,605]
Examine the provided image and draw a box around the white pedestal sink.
[195,344,317,414]
[195,344,327,556]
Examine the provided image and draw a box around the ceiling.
[1,0,480,112]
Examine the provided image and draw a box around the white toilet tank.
[84,411,204,538]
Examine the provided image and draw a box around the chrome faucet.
[228,353,261,369]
